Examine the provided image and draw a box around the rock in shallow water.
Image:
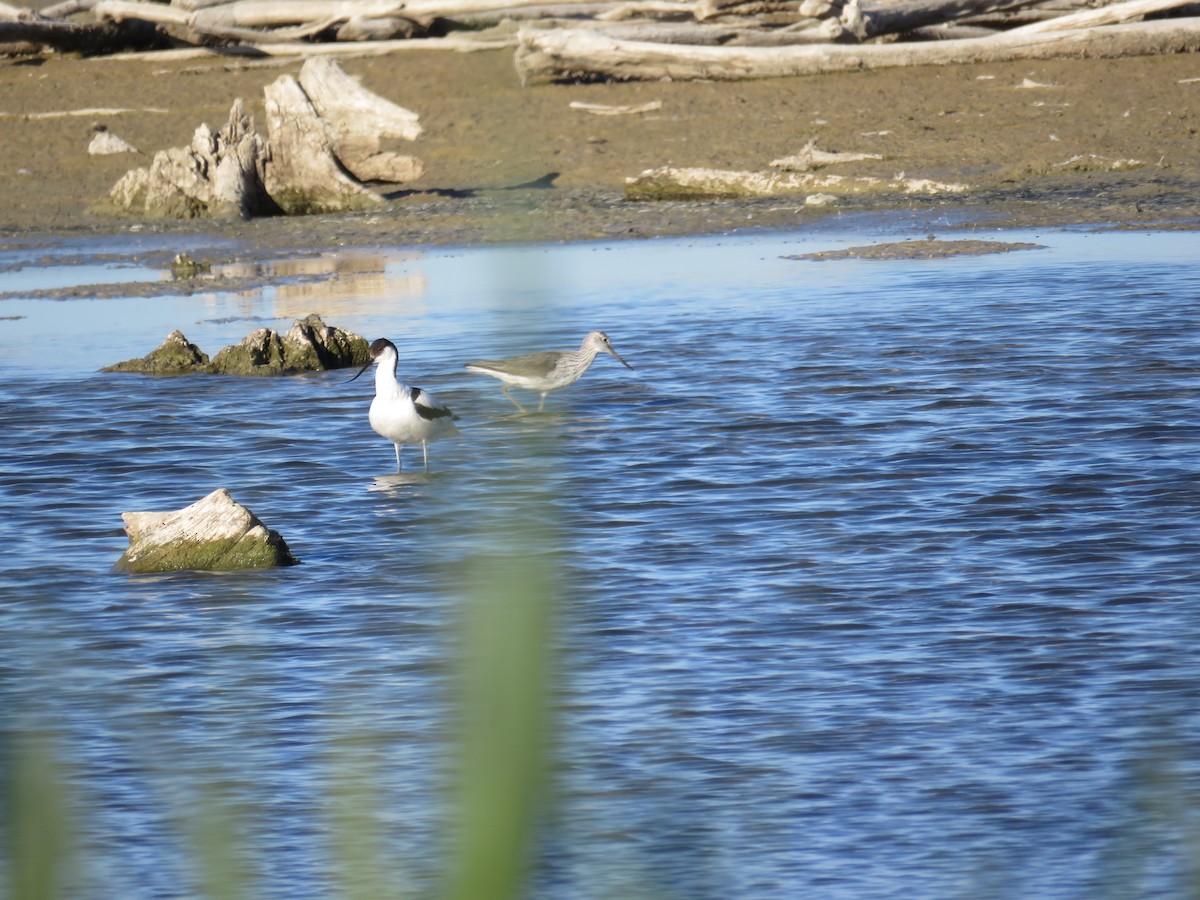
[115,488,298,573]
[102,314,369,376]
[101,329,210,375]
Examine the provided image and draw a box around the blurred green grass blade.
[447,533,558,900]
[327,732,412,900]
[4,731,75,900]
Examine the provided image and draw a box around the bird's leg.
[537,393,547,413]
[394,444,403,473]
[422,441,429,471]
[502,385,527,414]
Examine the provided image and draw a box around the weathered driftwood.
[94,32,514,62]
[297,56,423,183]
[107,98,272,219]
[624,164,967,199]
[334,14,422,40]
[567,17,843,43]
[115,488,298,573]
[262,73,385,214]
[0,6,163,54]
[1005,0,1198,33]
[516,16,1200,80]
[769,139,882,171]
[854,0,1018,38]
[94,0,403,28]
[569,99,663,113]
[104,58,422,217]
[189,0,407,27]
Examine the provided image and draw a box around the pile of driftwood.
[105,56,421,217]
[2,0,1199,79]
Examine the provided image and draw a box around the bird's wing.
[411,386,456,420]
[466,350,562,378]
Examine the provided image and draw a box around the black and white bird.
[350,337,459,472]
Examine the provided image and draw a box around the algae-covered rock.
[209,326,289,375]
[209,314,368,375]
[283,313,370,371]
[115,488,298,573]
[103,315,369,376]
[102,330,210,374]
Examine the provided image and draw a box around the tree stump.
[297,56,424,184]
[262,73,385,215]
[107,98,273,219]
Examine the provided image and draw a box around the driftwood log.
[625,165,968,199]
[105,59,420,218]
[297,56,423,183]
[516,15,1200,81]
[108,98,272,218]
[8,0,1200,74]
[262,73,385,214]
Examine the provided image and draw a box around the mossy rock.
[102,330,210,374]
[115,488,298,573]
[103,316,369,376]
[209,327,289,375]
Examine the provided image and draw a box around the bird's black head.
[348,338,398,382]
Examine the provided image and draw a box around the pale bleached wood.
[297,57,424,183]
[262,73,384,213]
[40,0,102,15]
[190,0,406,27]
[589,17,842,42]
[770,138,882,170]
[516,16,1200,81]
[95,0,192,26]
[334,15,420,40]
[107,98,270,219]
[569,98,663,113]
[1005,0,1197,33]
[95,31,515,60]
[624,165,968,199]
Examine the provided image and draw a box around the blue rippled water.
[1,227,1198,898]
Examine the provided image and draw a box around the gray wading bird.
[465,331,633,413]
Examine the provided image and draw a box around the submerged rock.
[101,329,210,374]
[102,315,369,376]
[115,488,298,573]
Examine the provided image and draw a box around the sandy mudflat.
[1,45,1198,250]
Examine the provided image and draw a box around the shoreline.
[1,48,1198,250]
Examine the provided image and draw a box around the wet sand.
[1,46,1198,250]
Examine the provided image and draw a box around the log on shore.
[515,16,1200,81]
[107,98,274,218]
[261,73,386,214]
[624,165,968,199]
[297,56,424,183]
[104,59,421,218]
[0,8,165,54]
